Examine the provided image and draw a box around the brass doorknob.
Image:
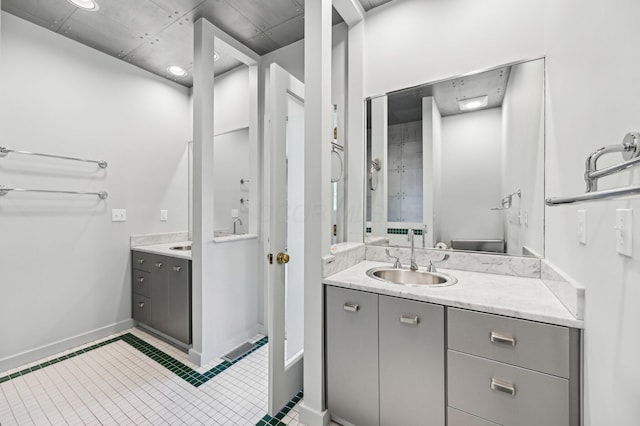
[276,252,290,264]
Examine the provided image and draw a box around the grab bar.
[546,185,640,206]
[0,146,108,168]
[0,186,108,199]
[547,132,640,206]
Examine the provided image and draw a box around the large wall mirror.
[365,58,545,257]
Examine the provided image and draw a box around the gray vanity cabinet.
[325,286,445,426]
[379,296,445,426]
[132,251,192,346]
[447,307,580,426]
[326,286,379,426]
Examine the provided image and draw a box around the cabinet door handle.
[137,258,145,264]
[490,378,516,396]
[138,302,145,308]
[173,266,182,272]
[343,303,359,312]
[400,314,419,325]
[137,277,144,283]
[490,331,516,347]
[155,262,163,268]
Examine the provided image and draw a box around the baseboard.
[298,401,330,426]
[0,319,134,373]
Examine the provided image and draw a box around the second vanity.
[131,241,193,348]
[323,256,583,426]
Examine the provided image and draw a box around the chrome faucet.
[233,217,243,234]
[408,229,418,271]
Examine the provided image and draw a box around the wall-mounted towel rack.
[491,190,521,210]
[546,132,640,206]
[0,146,108,168]
[0,185,108,199]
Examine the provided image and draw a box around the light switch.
[112,209,127,222]
[615,209,633,257]
[160,209,168,222]
[577,210,586,245]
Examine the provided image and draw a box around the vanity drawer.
[448,307,570,378]
[132,270,151,298]
[132,251,154,273]
[132,295,151,325]
[448,407,501,426]
[448,350,569,426]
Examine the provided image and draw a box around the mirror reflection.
[366,58,544,257]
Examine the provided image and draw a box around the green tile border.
[0,333,268,390]
[365,227,423,236]
[256,389,303,426]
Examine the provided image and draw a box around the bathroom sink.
[170,245,191,251]
[366,267,457,287]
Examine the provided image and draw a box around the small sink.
[170,245,192,251]
[366,267,457,287]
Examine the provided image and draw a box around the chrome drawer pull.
[343,303,359,312]
[400,314,419,325]
[137,277,144,283]
[155,262,163,268]
[490,331,516,347]
[173,266,182,272]
[490,378,516,396]
[137,258,145,264]
[138,302,145,308]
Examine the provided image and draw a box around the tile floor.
[0,328,313,425]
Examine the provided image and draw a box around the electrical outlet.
[577,210,586,245]
[231,209,239,218]
[160,209,168,222]
[111,209,127,222]
[615,209,633,257]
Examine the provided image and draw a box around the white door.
[267,63,305,415]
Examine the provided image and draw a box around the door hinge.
[267,253,273,264]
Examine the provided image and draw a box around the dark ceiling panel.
[266,15,304,47]
[149,0,207,16]
[187,0,261,42]
[1,0,76,32]
[245,32,281,56]
[228,0,303,31]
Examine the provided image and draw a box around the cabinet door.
[379,296,445,426]
[326,286,379,426]
[167,258,191,344]
[133,295,151,325]
[150,255,170,335]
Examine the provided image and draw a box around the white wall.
[544,1,640,424]
[213,128,249,232]
[0,13,191,370]
[363,0,544,97]
[440,108,503,245]
[501,59,545,256]
[214,66,250,135]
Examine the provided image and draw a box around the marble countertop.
[132,241,192,260]
[323,261,583,328]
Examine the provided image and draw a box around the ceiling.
[387,66,512,125]
[1,0,393,87]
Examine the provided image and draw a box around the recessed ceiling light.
[458,95,488,111]
[67,0,99,11]
[213,51,220,61]
[167,65,187,77]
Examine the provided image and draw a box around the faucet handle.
[385,249,402,269]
